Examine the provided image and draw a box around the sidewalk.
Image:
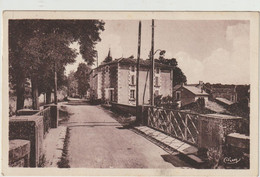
[133,126,205,166]
[42,126,67,167]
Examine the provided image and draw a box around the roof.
[173,85,182,92]
[182,85,209,96]
[215,97,234,105]
[205,100,227,113]
[96,57,174,70]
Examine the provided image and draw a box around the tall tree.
[75,63,91,98]
[9,20,105,110]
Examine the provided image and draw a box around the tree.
[9,20,105,110]
[172,67,187,86]
[103,48,112,63]
[75,63,91,98]
[23,32,78,108]
[156,53,187,87]
[67,71,78,97]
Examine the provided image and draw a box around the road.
[63,103,191,168]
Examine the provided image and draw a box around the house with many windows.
[89,57,174,105]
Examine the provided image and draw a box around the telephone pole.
[54,60,58,104]
[96,52,99,67]
[136,21,141,109]
[150,19,155,106]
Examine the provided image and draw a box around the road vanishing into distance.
[61,101,192,168]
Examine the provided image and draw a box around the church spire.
[103,48,113,63]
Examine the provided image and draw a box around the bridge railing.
[146,106,244,149]
[147,107,199,146]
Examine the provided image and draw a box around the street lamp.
[149,49,166,58]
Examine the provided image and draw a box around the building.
[173,84,209,107]
[203,83,237,102]
[89,57,174,105]
[203,83,250,104]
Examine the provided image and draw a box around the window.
[176,91,181,100]
[105,66,109,72]
[155,76,159,86]
[131,66,135,72]
[130,90,135,99]
[131,75,135,85]
[156,68,160,74]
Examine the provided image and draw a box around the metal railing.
[35,107,51,136]
[147,107,199,146]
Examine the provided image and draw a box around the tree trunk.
[46,91,52,104]
[16,80,25,111]
[31,77,39,110]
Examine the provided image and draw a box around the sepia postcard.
[1,11,259,176]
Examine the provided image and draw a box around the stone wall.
[9,139,30,167]
[9,116,44,167]
[197,114,242,149]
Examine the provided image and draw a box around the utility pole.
[54,60,58,104]
[96,52,99,67]
[150,19,155,106]
[136,21,141,110]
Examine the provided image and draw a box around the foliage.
[206,147,224,169]
[155,53,187,86]
[154,95,179,109]
[67,71,78,97]
[156,57,178,67]
[24,32,77,96]
[9,20,105,109]
[172,67,187,86]
[75,63,91,97]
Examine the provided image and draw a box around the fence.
[147,107,199,146]
[35,106,51,136]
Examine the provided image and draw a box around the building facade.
[173,85,209,107]
[89,58,174,105]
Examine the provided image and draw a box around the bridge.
[8,99,249,169]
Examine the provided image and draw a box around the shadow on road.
[67,124,122,128]
[161,154,192,168]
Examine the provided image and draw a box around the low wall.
[17,109,39,116]
[198,114,242,150]
[9,139,30,167]
[111,102,137,116]
[44,104,59,128]
[9,116,44,167]
[225,133,250,168]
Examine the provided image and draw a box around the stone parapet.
[16,109,39,116]
[9,139,30,167]
[198,114,242,149]
[9,116,44,167]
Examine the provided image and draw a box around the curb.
[132,126,206,168]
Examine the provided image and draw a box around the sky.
[65,20,250,84]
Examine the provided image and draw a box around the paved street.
[63,103,192,168]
